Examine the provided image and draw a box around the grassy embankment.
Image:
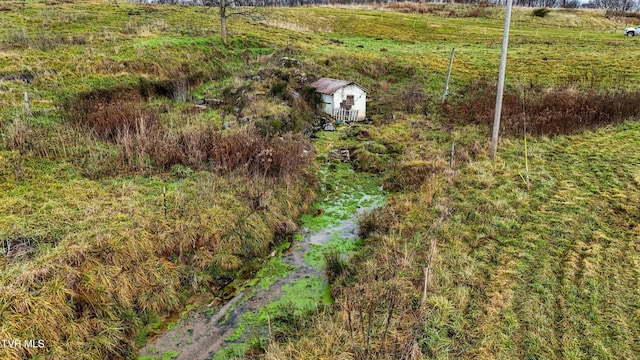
[0,1,321,359]
[1,1,640,359]
[256,4,640,360]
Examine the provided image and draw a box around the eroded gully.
[139,165,384,359]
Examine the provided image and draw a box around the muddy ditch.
[138,164,385,359]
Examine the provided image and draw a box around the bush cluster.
[63,88,313,177]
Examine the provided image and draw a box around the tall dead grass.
[62,88,313,177]
[442,83,640,136]
[0,151,317,359]
[386,2,443,14]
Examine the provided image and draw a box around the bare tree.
[203,0,259,44]
[140,0,259,44]
[594,0,637,12]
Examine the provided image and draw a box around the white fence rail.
[333,108,359,123]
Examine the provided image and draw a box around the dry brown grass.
[386,2,443,14]
[0,147,317,358]
[442,83,640,136]
[60,87,313,177]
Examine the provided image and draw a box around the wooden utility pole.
[490,0,514,159]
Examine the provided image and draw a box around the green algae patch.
[212,343,248,360]
[304,233,362,269]
[275,276,329,311]
[300,163,385,233]
[251,253,296,291]
[220,276,329,348]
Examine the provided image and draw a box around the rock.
[204,98,223,106]
[293,68,307,82]
[279,57,301,68]
[324,123,336,131]
[329,149,350,162]
[222,121,235,129]
[1,73,35,84]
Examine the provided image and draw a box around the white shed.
[310,77,368,122]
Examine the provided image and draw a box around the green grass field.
[0,1,639,359]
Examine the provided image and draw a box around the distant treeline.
[131,0,639,15]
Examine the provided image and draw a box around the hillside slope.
[1,1,639,359]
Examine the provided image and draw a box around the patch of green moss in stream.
[221,276,329,344]
[246,252,296,291]
[304,232,362,269]
[300,163,384,233]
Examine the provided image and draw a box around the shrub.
[465,7,492,18]
[532,8,551,17]
[324,251,354,284]
[63,86,313,177]
[357,206,396,239]
[350,148,385,173]
[270,80,290,101]
[386,2,438,14]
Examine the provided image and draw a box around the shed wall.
[320,94,334,116]
[331,85,366,121]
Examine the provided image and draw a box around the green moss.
[304,233,361,269]
[161,351,180,360]
[300,163,384,233]
[251,253,296,291]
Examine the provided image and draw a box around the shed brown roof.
[310,77,368,95]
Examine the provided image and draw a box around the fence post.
[163,186,167,218]
[23,92,30,114]
[442,48,455,103]
[449,141,455,169]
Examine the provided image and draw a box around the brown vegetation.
[61,87,313,177]
[386,2,445,14]
[442,83,640,136]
